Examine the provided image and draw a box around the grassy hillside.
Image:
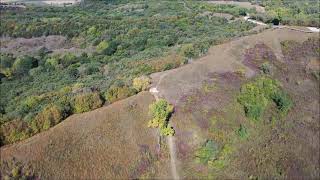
[0,0,257,145]
[1,28,319,179]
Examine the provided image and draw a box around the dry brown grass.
[1,28,319,179]
[0,92,173,179]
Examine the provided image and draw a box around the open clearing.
[0,36,94,56]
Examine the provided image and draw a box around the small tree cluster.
[31,104,65,133]
[104,86,136,103]
[238,76,292,121]
[73,92,104,113]
[0,120,30,144]
[132,76,151,92]
[148,99,175,136]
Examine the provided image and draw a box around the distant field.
[207,1,265,13]
[0,0,80,6]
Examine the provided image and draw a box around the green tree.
[12,56,37,76]
[148,99,175,136]
[133,76,151,92]
[96,40,109,54]
[73,92,104,113]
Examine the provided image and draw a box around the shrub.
[0,53,14,69]
[45,57,60,70]
[73,92,103,113]
[96,40,109,54]
[160,126,175,136]
[60,53,78,68]
[181,44,195,58]
[22,96,42,110]
[0,120,30,144]
[195,140,219,164]
[78,63,101,77]
[238,76,292,121]
[237,80,270,121]
[32,104,66,132]
[12,56,37,76]
[260,62,271,74]
[132,76,151,92]
[163,63,175,71]
[237,124,249,139]
[148,99,175,136]
[271,91,292,115]
[104,86,136,103]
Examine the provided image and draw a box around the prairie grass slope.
[151,28,319,178]
[1,92,174,179]
[1,28,319,179]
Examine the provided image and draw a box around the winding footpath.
[149,86,179,180]
[148,12,319,180]
[244,14,320,33]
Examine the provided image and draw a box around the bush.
[78,63,101,77]
[12,56,37,76]
[60,53,78,68]
[96,40,109,54]
[104,86,136,103]
[260,62,271,74]
[45,57,60,70]
[181,44,195,58]
[271,91,292,115]
[237,124,249,139]
[73,92,103,113]
[132,76,151,92]
[238,76,292,121]
[32,104,66,132]
[148,99,175,136]
[0,53,14,69]
[21,96,42,112]
[195,140,219,164]
[0,120,30,144]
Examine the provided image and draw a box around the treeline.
[250,0,319,26]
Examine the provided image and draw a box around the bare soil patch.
[0,36,94,56]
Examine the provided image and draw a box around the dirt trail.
[167,136,179,180]
[150,28,318,105]
[149,85,180,180]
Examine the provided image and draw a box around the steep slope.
[0,92,172,179]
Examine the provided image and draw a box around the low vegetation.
[195,140,219,164]
[0,0,256,145]
[148,99,174,136]
[132,76,151,92]
[250,0,319,26]
[237,76,292,121]
[73,92,104,113]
